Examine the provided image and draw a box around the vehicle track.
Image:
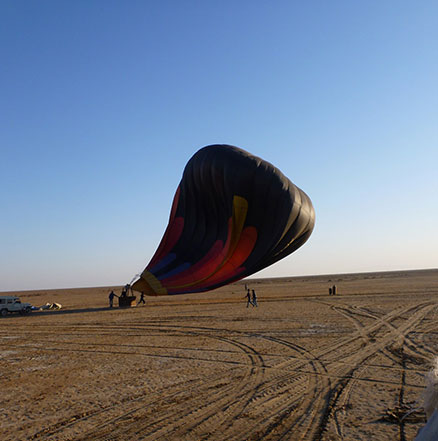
[24,324,259,440]
[67,326,266,441]
[316,301,436,441]
[4,295,436,441]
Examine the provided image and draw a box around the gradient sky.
[1,1,437,291]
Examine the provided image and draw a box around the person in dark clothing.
[332,285,337,296]
[108,290,116,308]
[121,284,130,298]
[329,287,332,296]
[245,289,252,307]
[137,292,146,306]
[251,289,258,307]
[120,287,128,298]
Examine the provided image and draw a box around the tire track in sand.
[69,326,265,441]
[316,301,435,441]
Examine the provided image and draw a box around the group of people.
[108,281,341,309]
[108,286,145,308]
[109,285,259,308]
[328,284,337,296]
[245,288,258,307]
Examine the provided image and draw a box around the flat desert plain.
[1,269,438,441]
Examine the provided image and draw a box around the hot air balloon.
[132,144,315,295]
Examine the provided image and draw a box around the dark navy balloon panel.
[132,145,315,295]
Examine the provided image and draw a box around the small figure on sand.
[328,287,332,296]
[108,290,117,308]
[251,289,258,307]
[245,289,252,308]
[332,285,337,296]
[120,284,130,298]
[137,292,146,306]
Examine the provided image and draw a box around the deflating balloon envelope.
[132,144,315,295]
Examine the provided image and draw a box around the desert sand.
[1,269,437,441]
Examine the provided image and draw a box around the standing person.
[332,285,337,296]
[137,292,146,306]
[245,289,252,308]
[120,285,129,298]
[329,287,332,296]
[251,289,258,307]
[108,290,116,308]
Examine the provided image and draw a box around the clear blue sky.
[1,1,437,291]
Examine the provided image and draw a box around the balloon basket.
[119,296,136,308]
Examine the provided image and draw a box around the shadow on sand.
[2,307,118,319]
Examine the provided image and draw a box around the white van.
[0,296,32,317]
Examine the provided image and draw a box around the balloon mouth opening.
[131,271,168,296]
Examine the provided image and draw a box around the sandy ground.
[1,269,437,441]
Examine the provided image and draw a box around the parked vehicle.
[0,296,32,317]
